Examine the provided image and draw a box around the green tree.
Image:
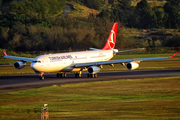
[108,0,114,4]
[9,0,66,19]
[98,0,134,26]
[84,0,101,10]
[162,35,180,47]
[163,2,180,28]
[135,0,157,28]
[166,0,180,6]
[0,27,9,48]
[154,7,165,27]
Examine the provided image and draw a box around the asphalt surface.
[0,69,180,93]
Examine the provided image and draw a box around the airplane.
[3,22,177,80]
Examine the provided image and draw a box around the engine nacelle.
[14,61,26,69]
[126,62,139,70]
[88,66,100,74]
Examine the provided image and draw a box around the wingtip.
[3,51,7,56]
[170,52,177,58]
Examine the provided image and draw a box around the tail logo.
[102,22,118,50]
[108,30,115,49]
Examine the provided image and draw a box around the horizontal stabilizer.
[90,48,101,51]
[115,48,145,53]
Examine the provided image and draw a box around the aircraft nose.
[31,63,39,72]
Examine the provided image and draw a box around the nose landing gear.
[39,73,44,80]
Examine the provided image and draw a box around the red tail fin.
[102,22,118,50]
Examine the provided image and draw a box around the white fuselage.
[31,50,113,73]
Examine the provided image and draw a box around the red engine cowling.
[126,62,139,70]
[14,61,26,69]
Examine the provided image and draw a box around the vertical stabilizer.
[102,22,118,50]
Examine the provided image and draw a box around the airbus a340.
[3,22,177,79]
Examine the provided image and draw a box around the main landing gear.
[75,72,82,78]
[57,72,82,78]
[56,72,98,78]
[87,73,97,78]
[57,73,67,78]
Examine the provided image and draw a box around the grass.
[0,76,180,119]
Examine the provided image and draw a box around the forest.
[0,0,179,52]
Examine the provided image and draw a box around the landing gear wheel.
[87,73,97,78]
[63,73,67,78]
[57,73,60,78]
[94,73,97,78]
[90,74,94,78]
[75,72,81,78]
[39,76,44,80]
[75,73,78,78]
[57,73,67,78]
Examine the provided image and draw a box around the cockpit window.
[32,61,41,63]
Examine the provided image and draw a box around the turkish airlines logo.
[108,30,115,49]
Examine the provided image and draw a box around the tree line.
[0,0,179,52]
[98,0,180,29]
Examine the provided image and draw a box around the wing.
[3,51,34,62]
[74,52,177,68]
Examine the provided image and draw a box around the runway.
[0,69,180,93]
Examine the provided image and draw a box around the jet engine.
[126,62,139,70]
[88,66,100,74]
[14,61,26,69]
